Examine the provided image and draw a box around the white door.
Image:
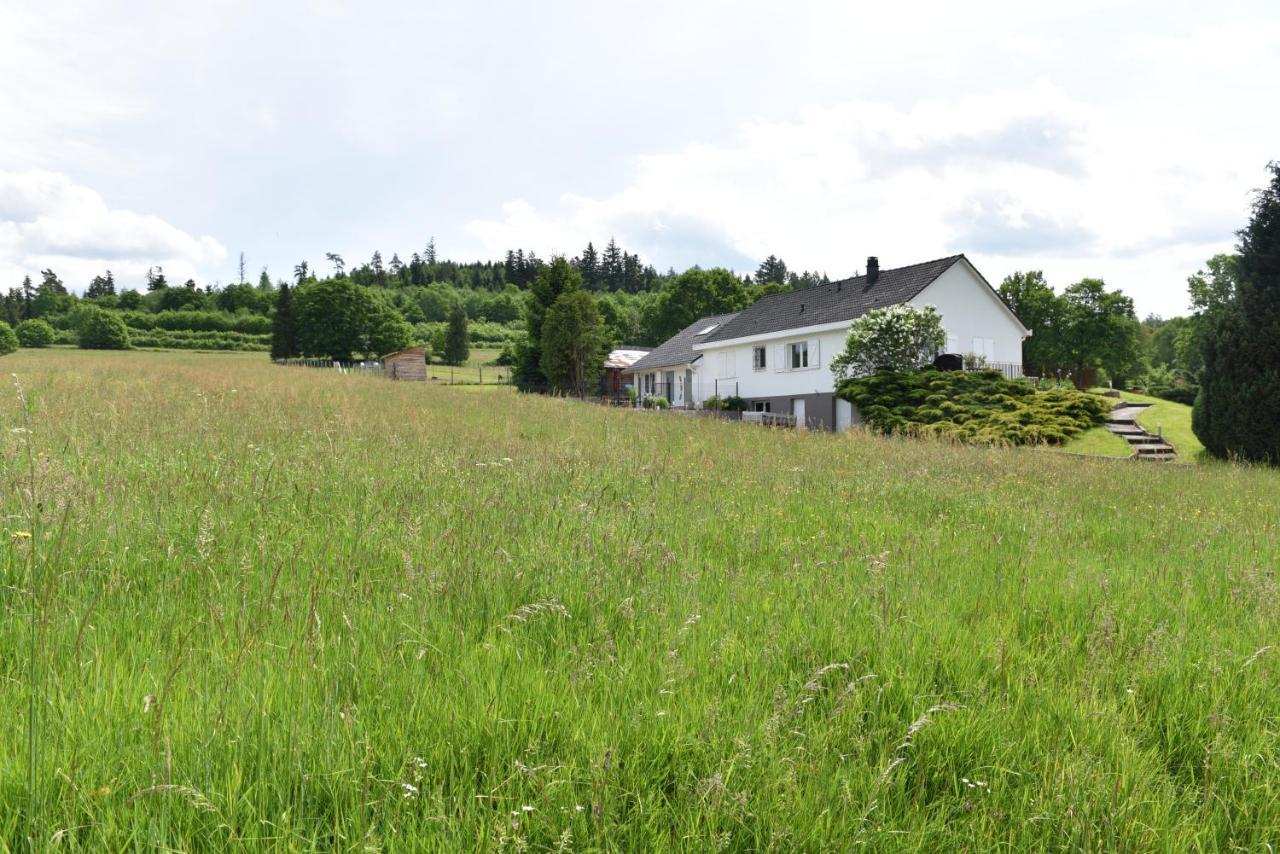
[792,398,806,429]
[836,398,853,432]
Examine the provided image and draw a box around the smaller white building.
[622,312,741,408]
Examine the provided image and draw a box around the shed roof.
[382,346,427,359]
[605,348,651,369]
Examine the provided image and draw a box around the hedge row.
[838,368,1112,446]
[119,309,273,335]
[129,329,270,351]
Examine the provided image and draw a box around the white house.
[674,254,1029,429]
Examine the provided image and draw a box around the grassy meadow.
[2,350,1279,850]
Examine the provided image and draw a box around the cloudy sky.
[2,0,1277,316]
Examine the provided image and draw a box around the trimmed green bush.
[838,368,1111,445]
[79,311,132,350]
[0,322,16,356]
[16,318,56,348]
[129,329,270,351]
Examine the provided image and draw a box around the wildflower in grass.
[11,531,31,540]
[402,783,418,798]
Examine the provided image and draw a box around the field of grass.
[424,347,509,384]
[1063,390,1206,463]
[3,350,1279,849]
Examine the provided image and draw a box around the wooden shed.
[383,347,428,381]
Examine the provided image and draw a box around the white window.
[789,341,809,370]
[752,400,771,412]
[718,352,735,379]
[971,337,995,361]
[752,346,767,371]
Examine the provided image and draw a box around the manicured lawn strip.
[1119,390,1206,463]
[1060,424,1134,458]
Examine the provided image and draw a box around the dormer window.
[697,323,719,335]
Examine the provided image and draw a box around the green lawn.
[1123,390,1206,462]
[2,350,1277,849]
[1060,424,1134,458]
[1062,390,1205,463]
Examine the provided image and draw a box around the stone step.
[1132,444,1176,454]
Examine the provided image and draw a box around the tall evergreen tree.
[576,242,600,290]
[20,275,35,319]
[270,280,298,359]
[514,256,582,390]
[40,269,66,295]
[146,266,168,291]
[602,238,623,291]
[755,255,789,286]
[1193,162,1280,462]
[258,268,273,290]
[541,289,608,397]
[444,302,470,366]
[87,270,116,298]
[425,237,437,265]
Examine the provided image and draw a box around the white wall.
[691,258,1029,403]
[696,328,850,400]
[909,260,1027,365]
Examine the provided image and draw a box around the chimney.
[866,256,879,285]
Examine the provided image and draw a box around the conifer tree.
[1193,162,1280,462]
[271,280,298,359]
[444,302,470,366]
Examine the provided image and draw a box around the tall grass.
[2,350,1278,850]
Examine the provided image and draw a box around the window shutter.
[775,343,786,372]
[810,339,819,369]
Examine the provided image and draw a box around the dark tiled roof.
[701,255,964,344]
[625,312,742,372]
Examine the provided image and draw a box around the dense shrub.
[78,311,132,350]
[16,318,55,348]
[0,322,16,356]
[1154,385,1198,406]
[130,329,270,351]
[838,368,1111,445]
[831,304,946,380]
[119,309,273,335]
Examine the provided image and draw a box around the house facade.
[689,255,1030,430]
[622,312,741,408]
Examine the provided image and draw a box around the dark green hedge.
[130,329,270,351]
[120,310,273,335]
[837,368,1111,445]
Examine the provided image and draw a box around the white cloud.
[0,170,226,292]
[466,81,1253,316]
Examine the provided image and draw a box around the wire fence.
[273,357,512,384]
